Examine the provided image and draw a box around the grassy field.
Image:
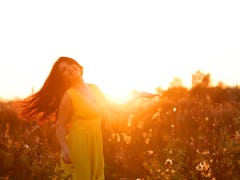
[0,83,240,179]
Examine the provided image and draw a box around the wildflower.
[24,144,29,149]
[142,161,148,168]
[121,133,131,144]
[196,160,212,177]
[147,150,154,155]
[152,111,160,119]
[164,159,172,166]
[196,162,203,171]
[173,107,177,112]
[116,133,121,142]
[128,119,132,127]
[201,149,210,155]
[145,138,150,144]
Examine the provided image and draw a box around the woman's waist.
[69,117,101,130]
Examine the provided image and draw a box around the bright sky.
[0,0,240,100]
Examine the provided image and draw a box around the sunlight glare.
[101,85,134,104]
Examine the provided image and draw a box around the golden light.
[0,1,239,101]
[100,85,134,104]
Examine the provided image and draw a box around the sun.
[99,85,134,104]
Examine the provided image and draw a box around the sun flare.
[100,85,134,104]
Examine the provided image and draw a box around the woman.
[20,56,152,179]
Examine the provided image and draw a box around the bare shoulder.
[87,83,99,89]
[87,83,102,93]
[87,83,105,98]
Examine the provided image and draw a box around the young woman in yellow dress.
[20,56,153,179]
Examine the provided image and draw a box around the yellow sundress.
[61,86,105,180]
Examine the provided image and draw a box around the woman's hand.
[61,146,73,164]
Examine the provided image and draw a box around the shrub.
[0,87,240,179]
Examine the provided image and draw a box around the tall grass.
[0,85,240,179]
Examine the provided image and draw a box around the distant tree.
[216,81,227,88]
[155,86,164,95]
[162,86,188,101]
[191,70,211,87]
[168,77,183,88]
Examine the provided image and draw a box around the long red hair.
[19,56,83,123]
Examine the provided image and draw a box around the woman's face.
[58,61,83,83]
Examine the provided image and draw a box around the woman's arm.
[55,92,73,164]
[91,84,156,113]
[110,91,158,113]
[109,92,141,113]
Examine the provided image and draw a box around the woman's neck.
[70,79,87,90]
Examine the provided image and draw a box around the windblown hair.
[20,56,83,123]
